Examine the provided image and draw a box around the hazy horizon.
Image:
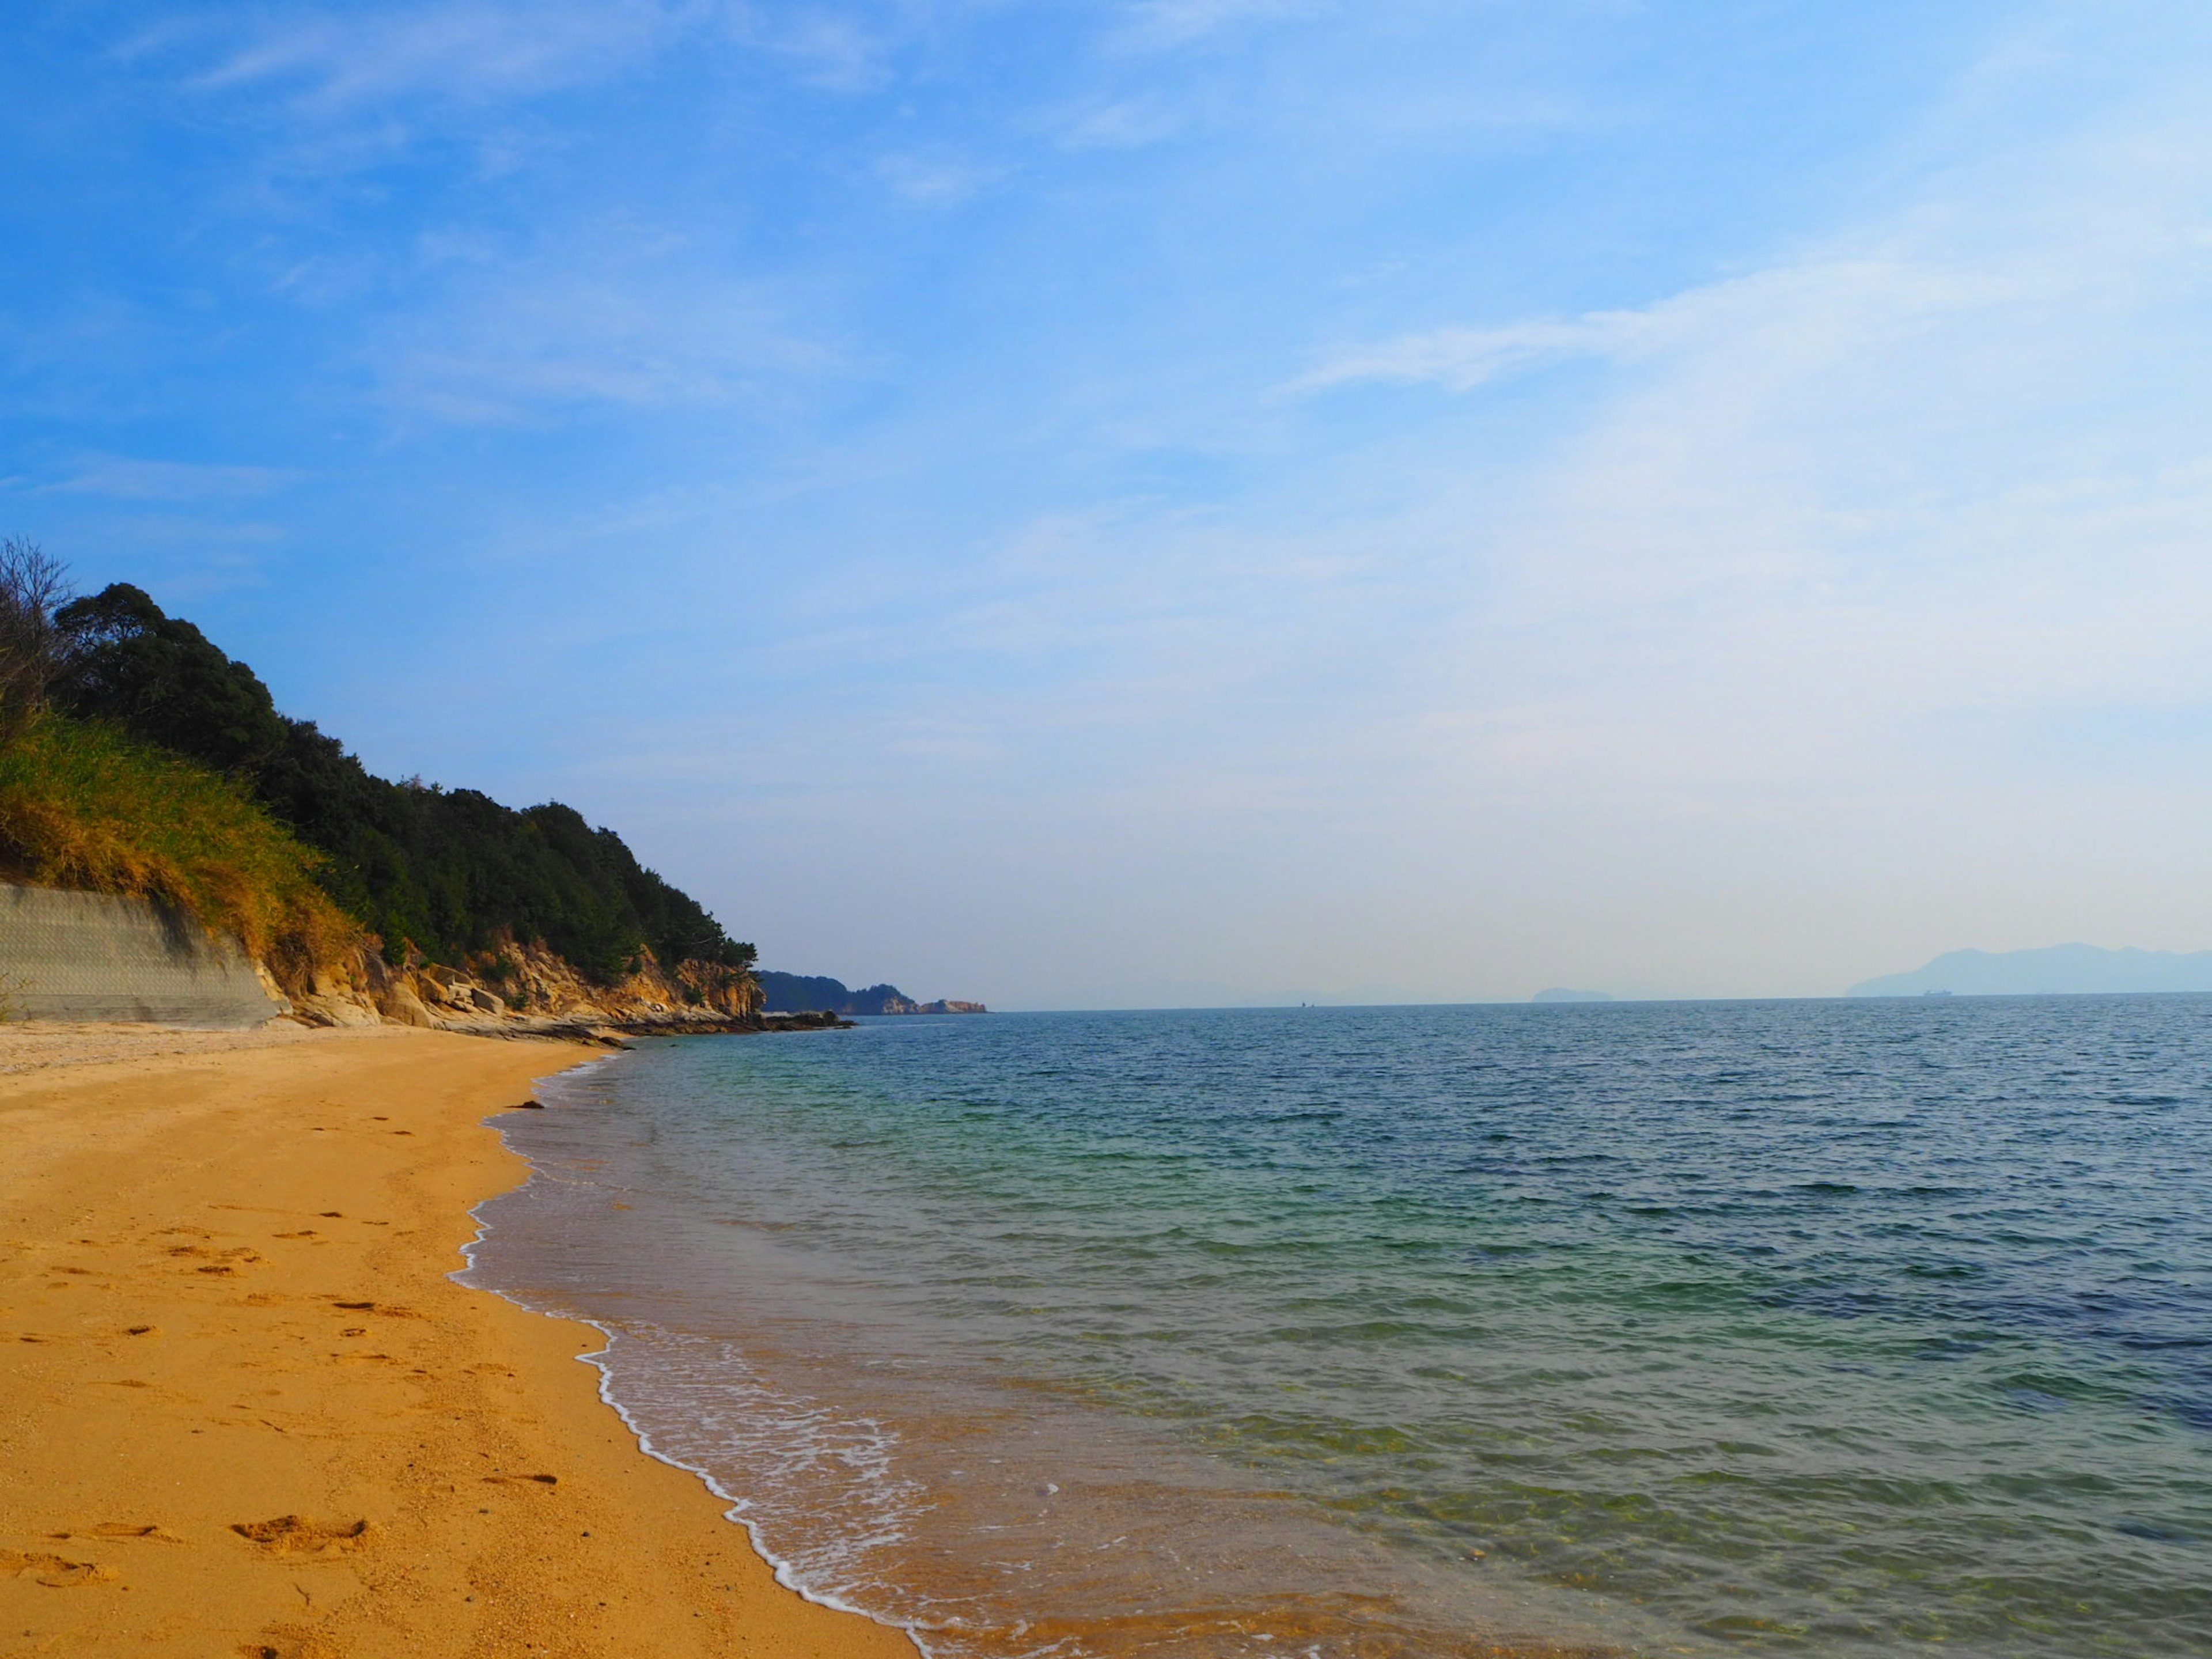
[9,2,2212,1010]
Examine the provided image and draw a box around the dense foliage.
[0,710,351,975]
[51,583,754,982]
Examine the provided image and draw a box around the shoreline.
[0,1024,916,1658]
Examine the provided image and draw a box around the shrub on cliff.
[0,711,354,983]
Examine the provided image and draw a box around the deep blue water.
[471,997,2212,1658]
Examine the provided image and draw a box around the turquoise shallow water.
[468,998,2212,1657]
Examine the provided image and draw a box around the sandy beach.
[0,1023,916,1659]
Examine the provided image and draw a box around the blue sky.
[7,0,2212,1006]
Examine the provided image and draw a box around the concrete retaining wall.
[0,884,285,1028]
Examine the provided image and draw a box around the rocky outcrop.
[0,881,847,1041]
[286,934,830,1044]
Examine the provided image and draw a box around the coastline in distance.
[1848,943,2212,997]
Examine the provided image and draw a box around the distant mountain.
[1847,944,2212,997]
[755,971,985,1016]
[1532,988,1613,1003]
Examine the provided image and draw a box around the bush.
[0,711,355,984]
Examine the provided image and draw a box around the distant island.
[1848,944,2212,997]
[1532,988,1613,1003]
[755,971,985,1016]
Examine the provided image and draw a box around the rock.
[293,993,381,1028]
[377,980,441,1029]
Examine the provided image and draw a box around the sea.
[462,997,2212,1658]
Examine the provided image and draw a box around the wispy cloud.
[370,238,834,421]
[1038,96,1184,150]
[1287,305,1673,394]
[143,1,926,113]
[36,455,296,501]
[729,6,898,92]
[1322,35,2212,846]
[874,150,1004,205]
[1118,0,1330,51]
[158,0,685,109]
[1283,256,2030,397]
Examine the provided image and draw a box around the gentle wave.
[467,999,2212,1657]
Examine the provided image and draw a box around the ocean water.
[465,998,2212,1658]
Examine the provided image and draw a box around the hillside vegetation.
[0,710,352,980]
[0,545,755,1001]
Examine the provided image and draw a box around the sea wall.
[0,884,285,1028]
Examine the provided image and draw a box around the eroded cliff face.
[283,934,785,1041]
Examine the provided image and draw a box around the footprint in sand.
[230,1517,371,1556]
[171,1245,262,1277]
[88,1523,187,1543]
[0,1548,118,1588]
[329,1300,422,1318]
[480,1474,560,1487]
[45,1524,185,1546]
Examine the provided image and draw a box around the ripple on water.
[469,997,2212,1658]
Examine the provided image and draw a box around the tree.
[0,538,72,749]
[52,582,289,774]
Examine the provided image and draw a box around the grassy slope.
[0,711,355,983]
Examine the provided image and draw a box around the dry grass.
[0,713,357,984]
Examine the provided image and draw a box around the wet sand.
[0,1023,916,1659]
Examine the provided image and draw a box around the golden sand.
[0,1024,916,1659]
